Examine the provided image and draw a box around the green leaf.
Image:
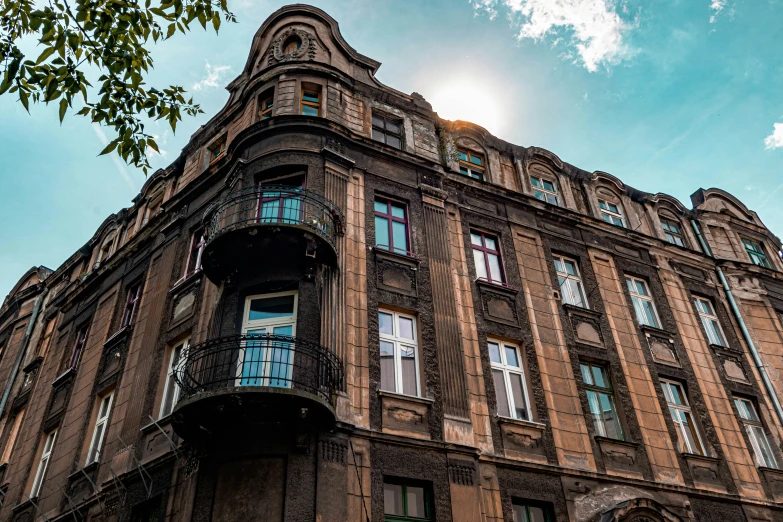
[20,90,29,112]
[99,139,118,156]
[212,13,220,32]
[36,46,56,64]
[59,98,68,123]
[166,23,176,38]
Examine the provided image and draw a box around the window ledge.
[67,461,99,482]
[594,435,638,448]
[475,278,519,296]
[377,390,434,405]
[495,415,546,431]
[141,414,175,435]
[104,325,133,347]
[759,465,783,475]
[52,367,76,387]
[562,303,601,318]
[169,269,204,294]
[639,324,672,337]
[372,247,421,266]
[681,451,719,462]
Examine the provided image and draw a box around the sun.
[429,82,502,135]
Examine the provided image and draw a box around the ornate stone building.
[0,5,782,522]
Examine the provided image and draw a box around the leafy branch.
[0,0,236,174]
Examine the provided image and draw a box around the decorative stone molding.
[681,452,725,492]
[711,346,749,383]
[447,459,476,486]
[379,391,433,440]
[759,466,783,502]
[646,335,679,367]
[140,417,180,464]
[476,279,519,326]
[564,304,605,347]
[269,27,317,64]
[497,416,547,463]
[97,327,131,389]
[170,278,201,327]
[595,436,644,478]
[319,439,347,464]
[374,248,419,297]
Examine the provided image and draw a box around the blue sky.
[1,0,782,299]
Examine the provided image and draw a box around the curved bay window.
[239,292,298,387]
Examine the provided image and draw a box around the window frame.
[183,229,206,278]
[553,255,588,308]
[86,392,114,465]
[660,379,706,455]
[694,297,727,347]
[660,217,687,247]
[372,113,404,149]
[512,500,554,522]
[456,148,486,181]
[742,238,772,269]
[159,338,188,419]
[598,199,625,227]
[378,309,421,397]
[30,430,57,498]
[488,340,531,421]
[580,362,625,440]
[207,134,227,163]
[1,407,25,464]
[734,397,778,469]
[470,230,506,285]
[259,90,274,120]
[530,176,560,206]
[383,477,433,522]
[69,325,89,370]
[120,283,142,329]
[625,276,661,328]
[374,197,411,256]
[300,87,321,117]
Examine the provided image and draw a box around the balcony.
[171,334,344,441]
[201,185,344,282]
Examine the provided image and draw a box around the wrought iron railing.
[173,334,344,406]
[203,185,344,247]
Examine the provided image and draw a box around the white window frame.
[238,291,298,387]
[488,340,531,421]
[159,338,188,418]
[553,255,588,308]
[183,230,205,278]
[30,430,57,498]
[87,392,114,465]
[378,309,421,397]
[734,397,778,469]
[530,176,559,206]
[661,380,706,455]
[694,298,727,347]
[626,276,661,328]
[598,199,625,227]
[661,217,687,247]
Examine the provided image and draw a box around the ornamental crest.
[268,28,317,65]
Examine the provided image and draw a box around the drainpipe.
[691,220,783,428]
[0,291,44,421]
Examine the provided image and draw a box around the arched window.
[659,213,688,247]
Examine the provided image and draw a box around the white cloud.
[192,61,231,91]
[472,0,635,72]
[709,0,726,23]
[764,122,783,150]
[146,130,169,159]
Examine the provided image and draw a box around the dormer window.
[742,238,772,269]
[599,199,625,227]
[143,193,163,226]
[300,87,321,117]
[661,217,687,247]
[208,135,227,163]
[371,113,403,149]
[531,176,559,206]
[457,148,485,181]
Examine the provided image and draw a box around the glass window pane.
[398,317,414,340]
[301,105,319,116]
[380,341,396,392]
[512,504,528,522]
[554,258,564,273]
[488,254,503,282]
[488,342,502,364]
[612,216,624,226]
[568,280,586,308]
[625,278,635,293]
[384,483,403,515]
[580,364,594,385]
[372,129,385,142]
[682,410,704,454]
[406,486,426,517]
[386,121,401,134]
[471,233,483,246]
[531,177,541,188]
[470,154,483,166]
[591,366,607,388]
[99,396,112,418]
[534,190,546,202]
[484,236,497,250]
[390,203,405,219]
[374,200,388,214]
[379,312,394,335]
[642,301,659,327]
[599,392,623,440]
[248,295,295,321]
[493,370,510,417]
[375,216,390,249]
[386,136,402,149]
[546,193,559,205]
[458,150,469,162]
[564,260,577,276]
[372,115,385,128]
[543,180,555,192]
[668,383,684,405]
[302,91,319,103]
[749,425,777,468]
[635,280,647,295]
[504,346,520,367]
[88,423,105,462]
[392,221,408,253]
[509,373,528,420]
[401,346,417,396]
[529,506,546,522]
[473,250,488,280]
[586,390,606,437]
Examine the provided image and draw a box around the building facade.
[1,5,783,521]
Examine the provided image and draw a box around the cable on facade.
[349,440,371,522]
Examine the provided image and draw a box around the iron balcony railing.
[203,185,345,247]
[174,334,344,406]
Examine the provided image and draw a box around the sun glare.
[430,83,502,135]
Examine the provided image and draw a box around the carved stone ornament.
[269,28,316,64]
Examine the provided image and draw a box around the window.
[1,408,25,464]
[742,238,772,269]
[625,277,660,328]
[142,193,163,225]
[87,392,114,464]
[239,292,298,387]
[530,176,559,206]
[735,398,777,469]
[120,284,142,329]
[300,88,321,116]
[383,479,432,521]
[259,91,274,120]
[183,229,205,278]
[512,501,552,522]
[580,363,624,440]
[208,135,226,162]
[96,236,115,266]
[372,113,403,149]
[488,341,530,420]
[374,198,410,255]
[471,231,505,285]
[379,310,419,397]
[30,430,57,498]
[69,326,89,369]
[661,380,705,455]
[661,218,687,247]
[38,318,56,358]
[598,199,625,227]
[694,298,726,347]
[554,255,587,308]
[159,339,188,418]
[283,35,301,54]
[457,148,485,181]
